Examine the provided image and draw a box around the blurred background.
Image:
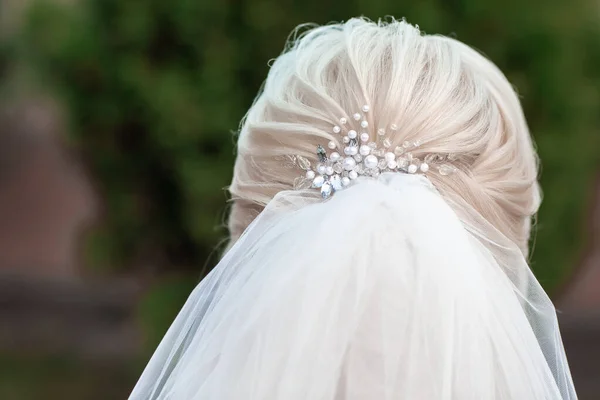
[0,0,598,399]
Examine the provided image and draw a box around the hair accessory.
[291,105,457,199]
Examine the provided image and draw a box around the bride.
[129,18,577,399]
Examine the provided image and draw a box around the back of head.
[132,21,578,398]
[228,18,541,256]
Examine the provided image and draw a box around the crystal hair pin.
[290,105,457,199]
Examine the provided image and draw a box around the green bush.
[11,0,600,292]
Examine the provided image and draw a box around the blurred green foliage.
[4,0,600,292]
[0,352,135,399]
[137,275,198,350]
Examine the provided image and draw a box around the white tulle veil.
[129,173,576,399]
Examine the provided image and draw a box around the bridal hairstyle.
[131,18,576,400]
[228,17,541,256]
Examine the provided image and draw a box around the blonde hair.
[228,18,540,255]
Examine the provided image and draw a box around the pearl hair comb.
[290,105,457,199]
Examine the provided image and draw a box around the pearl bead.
[362,105,370,112]
[330,152,340,162]
[348,146,358,156]
[344,147,352,155]
[317,164,326,174]
[343,136,350,143]
[384,152,395,162]
[377,128,386,136]
[342,176,351,186]
[387,160,398,169]
[306,170,315,179]
[359,145,371,156]
[364,155,378,169]
[353,113,361,121]
[390,124,398,131]
[333,125,341,134]
[343,157,356,171]
[328,141,336,149]
[349,170,358,180]
[420,163,430,173]
[408,164,418,174]
[360,133,369,142]
[360,120,368,128]
[340,117,347,125]
[347,130,357,139]
[325,166,334,175]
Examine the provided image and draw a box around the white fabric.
[130,173,577,399]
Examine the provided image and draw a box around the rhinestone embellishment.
[290,105,457,199]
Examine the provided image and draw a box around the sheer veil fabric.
[129,173,577,399]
